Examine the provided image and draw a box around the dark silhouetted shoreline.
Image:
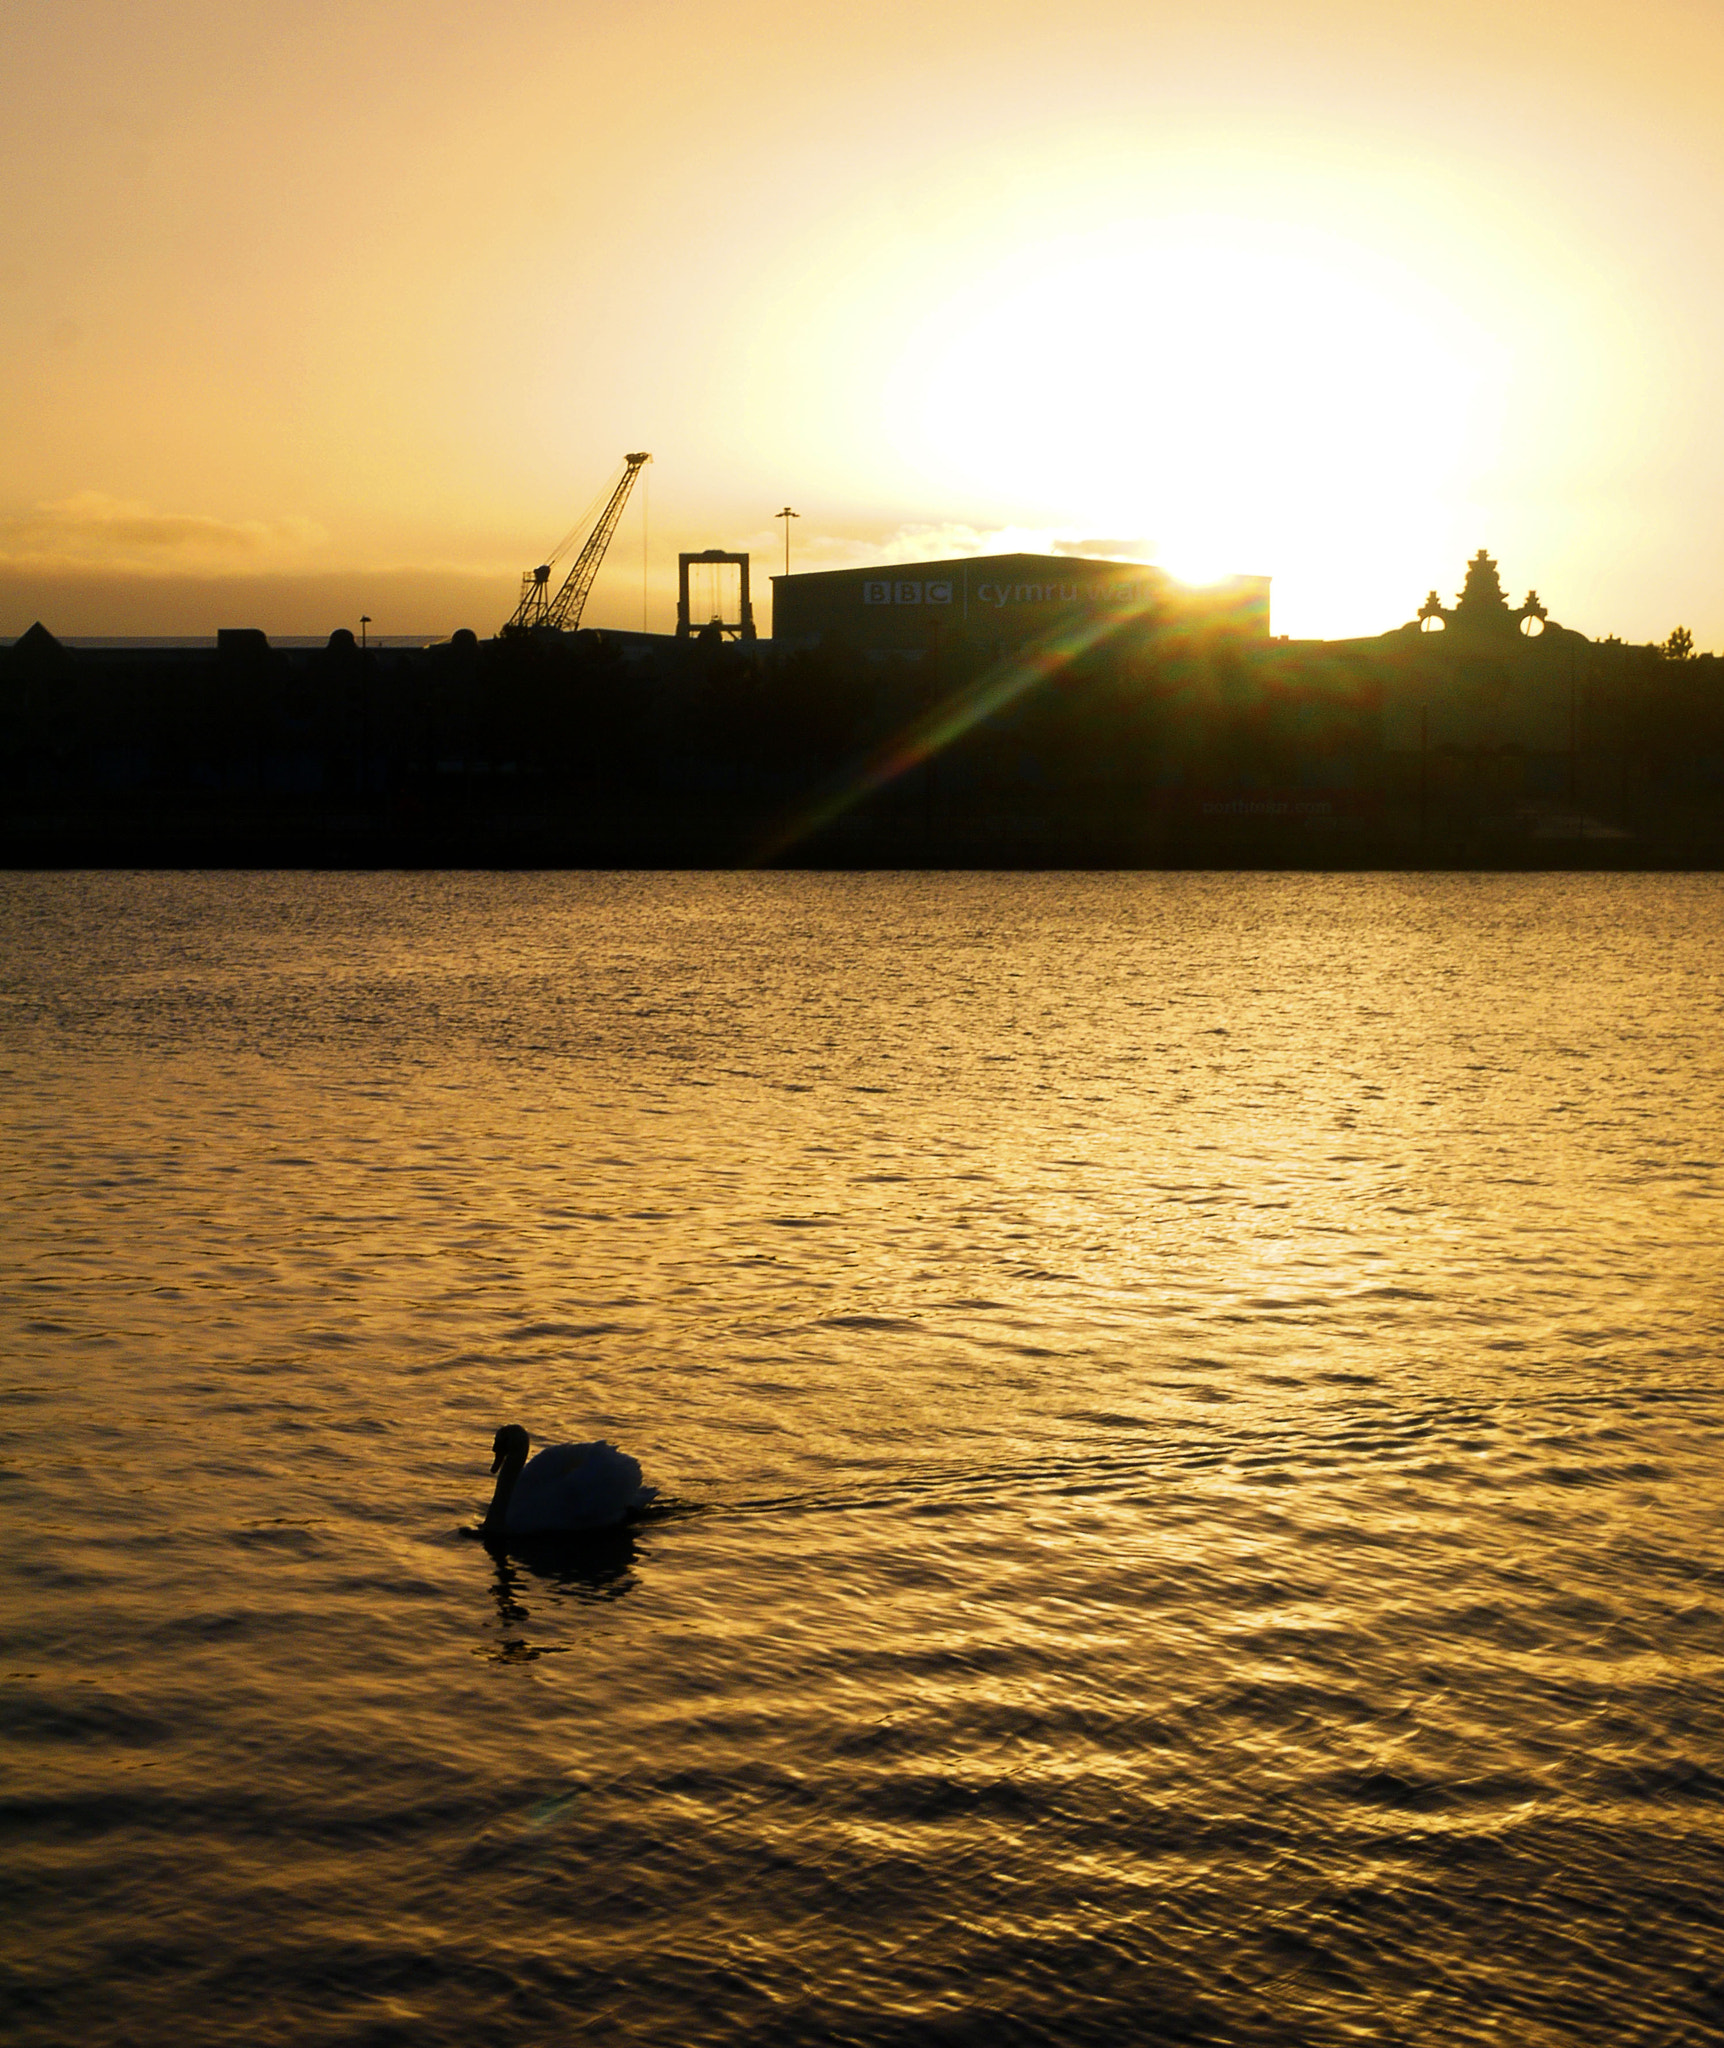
[4,589,1719,870]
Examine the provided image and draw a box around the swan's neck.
[482,1448,528,1537]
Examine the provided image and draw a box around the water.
[2,871,1721,2046]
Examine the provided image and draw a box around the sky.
[2,0,1722,645]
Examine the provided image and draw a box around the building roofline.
[771,552,1269,586]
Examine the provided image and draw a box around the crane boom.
[505,452,651,634]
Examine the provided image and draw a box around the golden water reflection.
[1,872,1720,2047]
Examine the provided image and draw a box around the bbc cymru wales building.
[770,553,1271,660]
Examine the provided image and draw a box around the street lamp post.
[360,615,371,652]
[1419,703,1428,842]
[774,507,800,578]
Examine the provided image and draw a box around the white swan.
[481,1424,656,1537]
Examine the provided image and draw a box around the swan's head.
[491,1424,531,1474]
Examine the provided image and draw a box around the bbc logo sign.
[863,579,953,606]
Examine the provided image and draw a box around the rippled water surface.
[3,871,1722,2046]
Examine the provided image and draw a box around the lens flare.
[754,600,1146,864]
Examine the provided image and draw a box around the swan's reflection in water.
[479,1526,641,1660]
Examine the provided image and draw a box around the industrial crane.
[503,452,651,634]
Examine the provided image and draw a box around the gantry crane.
[503,452,651,634]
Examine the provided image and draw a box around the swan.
[481,1424,656,1537]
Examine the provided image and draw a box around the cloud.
[0,492,326,572]
[0,562,511,639]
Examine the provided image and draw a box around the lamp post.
[360,614,371,652]
[775,506,800,578]
[1419,703,1428,842]
[1568,642,1578,805]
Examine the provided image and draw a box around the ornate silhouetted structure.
[1373,549,1590,756]
[1416,549,1551,639]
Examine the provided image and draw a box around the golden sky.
[3,0,1721,643]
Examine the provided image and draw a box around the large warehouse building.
[771,552,1271,660]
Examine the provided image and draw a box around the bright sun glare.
[882,218,1506,594]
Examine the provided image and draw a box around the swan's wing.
[520,1442,595,1485]
[574,1444,648,1526]
[506,1442,592,1530]
[508,1441,650,1533]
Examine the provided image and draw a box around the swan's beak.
[490,1447,505,1475]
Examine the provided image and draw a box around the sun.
[1156,546,1239,589]
[881,215,1504,589]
